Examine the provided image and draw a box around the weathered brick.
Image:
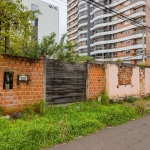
[88,64,104,99]
[0,55,44,113]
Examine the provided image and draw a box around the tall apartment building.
[22,0,59,42]
[67,0,150,64]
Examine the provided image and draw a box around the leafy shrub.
[116,59,124,63]
[128,96,135,103]
[135,100,147,115]
[140,63,147,67]
[24,100,47,116]
[101,91,109,105]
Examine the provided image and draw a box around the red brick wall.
[88,63,104,99]
[118,66,132,85]
[0,55,44,113]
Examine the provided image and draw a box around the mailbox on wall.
[17,74,29,85]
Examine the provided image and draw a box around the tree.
[0,0,39,56]
[36,33,93,62]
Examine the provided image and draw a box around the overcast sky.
[42,0,67,40]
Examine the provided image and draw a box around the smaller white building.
[22,0,59,42]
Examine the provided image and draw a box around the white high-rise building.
[22,0,59,42]
[67,0,150,65]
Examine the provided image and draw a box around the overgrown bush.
[24,100,47,116]
[101,91,109,105]
[116,59,124,63]
[128,96,135,103]
[135,100,147,115]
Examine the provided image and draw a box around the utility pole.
[142,26,145,63]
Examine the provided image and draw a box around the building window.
[124,60,130,64]
[31,4,39,18]
[125,10,130,15]
[31,4,39,41]
[113,43,117,48]
[113,52,117,57]
[113,25,117,30]
[124,0,130,5]
[125,29,130,34]
[112,16,117,21]
[125,20,130,25]
[125,40,130,44]
[113,34,117,39]
[126,50,130,54]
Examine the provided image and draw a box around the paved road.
[46,115,150,150]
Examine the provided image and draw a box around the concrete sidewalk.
[45,115,150,150]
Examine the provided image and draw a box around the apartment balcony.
[133,19,145,25]
[92,21,105,27]
[132,41,144,45]
[78,12,87,17]
[78,4,87,10]
[93,11,104,18]
[132,30,143,35]
[132,52,143,56]
[92,46,105,51]
[131,0,145,4]
[78,20,88,28]
[132,9,145,14]
[111,0,118,3]
[77,36,87,42]
[68,9,78,17]
[67,1,78,12]
[92,38,105,43]
[78,49,88,53]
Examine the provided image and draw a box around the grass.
[0,100,147,150]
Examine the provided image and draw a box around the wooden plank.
[47,98,84,105]
[45,59,87,104]
[46,89,86,94]
[46,96,85,103]
[46,84,86,87]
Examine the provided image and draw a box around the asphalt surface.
[45,115,150,150]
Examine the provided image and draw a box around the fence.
[45,59,87,104]
[1,55,150,113]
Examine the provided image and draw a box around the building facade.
[67,0,150,64]
[22,0,59,42]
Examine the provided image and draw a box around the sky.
[42,0,67,40]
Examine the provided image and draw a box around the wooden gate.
[46,59,87,104]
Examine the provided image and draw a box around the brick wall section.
[0,55,44,113]
[118,66,132,85]
[88,63,104,99]
[139,68,145,96]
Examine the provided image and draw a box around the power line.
[85,0,150,32]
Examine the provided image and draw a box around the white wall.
[22,0,59,42]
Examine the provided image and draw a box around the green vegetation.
[0,0,40,56]
[0,100,145,150]
[31,33,93,62]
[135,100,148,115]
[128,96,136,103]
[116,59,124,63]
[101,91,109,105]
[139,62,148,67]
[0,1,93,62]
